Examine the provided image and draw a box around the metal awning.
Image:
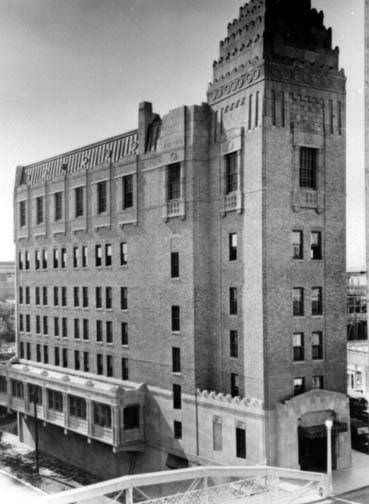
[299,421,348,439]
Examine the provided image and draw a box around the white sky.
[0,0,364,269]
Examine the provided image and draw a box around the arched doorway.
[298,410,336,471]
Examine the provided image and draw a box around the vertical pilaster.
[87,399,93,438]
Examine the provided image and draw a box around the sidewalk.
[333,449,369,495]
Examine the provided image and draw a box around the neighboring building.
[347,271,367,340]
[1,0,350,477]
[347,341,369,400]
[0,262,15,301]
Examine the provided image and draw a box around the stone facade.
[10,0,350,477]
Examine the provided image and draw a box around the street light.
[325,419,333,495]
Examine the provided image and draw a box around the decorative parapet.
[197,389,264,411]
[291,189,325,214]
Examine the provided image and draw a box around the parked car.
[351,418,369,453]
[349,396,369,421]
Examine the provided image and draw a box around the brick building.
[1,0,350,477]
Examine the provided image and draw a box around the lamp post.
[325,419,333,495]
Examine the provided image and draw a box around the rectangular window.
[74,350,80,371]
[225,152,238,194]
[75,186,84,217]
[299,147,317,189]
[61,248,67,268]
[83,319,89,340]
[171,306,180,332]
[311,287,323,316]
[213,416,223,451]
[69,395,86,419]
[173,420,182,440]
[19,314,24,332]
[62,317,68,338]
[35,286,40,305]
[96,287,102,308]
[312,331,323,360]
[54,317,60,337]
[293,333,304,361]
[292,230,303,259]
[25,250,30,270]
[28,384,42,405]
[230,330,238,358]
[120,287,127,310]
[121,322,128,345]
[36,315,41,334]
[312,375,324,389]
[95,245,102,267]
[53,286,59,306]
[82,287,88,308]
[73,286,79,307]
[120,242,128,266]
[105,243,112,266]
[293,288,304,316]
[172,347,181,373]
[74,319,80,339]
[106,321,113,343]
[171,252,179,278]
[48,390,63,412]
[122,174,133,209]
[26,342,31,360]
[83,352,89,372]
[106,355,113,377]
[61,286,67,306]
[25,314,30,332]
[82,245,88,267]
[73,247,79,268]
[43,287,48,306]
[122,357,129,380]
[229,233,237,261]
[293,377,305,396]
[43,345,48,364]
[106,287,112,309]
[231,373,239,397]
[96,354,104,375]
[167,164,181,200]
[11,380,24,399]
[236,427,246,459]
[36,344,41,362]
[97,181,107,214]
[62,348,68,368]
[229,287,238,315]
[54,347,60,366]
[93,401,111,427]
[310,232,322,260]
[25,286,30,304]
[42,249,47,269]
[173,384,182,409]
[53,248,59,269]
[19,287,23,304]
[18,251,23,270]
[124,405,139,429]
[20,342,24,359]
[36,196,44,224]
[248,94,253,130]
[19,200,26,227]
[54,191,63,221]
[96,320,103,342]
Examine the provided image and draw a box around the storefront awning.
[299,421,347,439]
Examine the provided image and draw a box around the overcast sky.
[0,0,364,268]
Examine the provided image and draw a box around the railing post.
[126,486,133,504]
[203,476,209,504]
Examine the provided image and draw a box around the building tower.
[5,0,350,477]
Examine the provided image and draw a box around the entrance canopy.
[300,421,348,439]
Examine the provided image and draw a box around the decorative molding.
[197,389,263,410]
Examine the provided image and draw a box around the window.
[54,192,63,221]
[105,243,112,266]
[18,252,23,270]
[48,390,63,412]
[312,375,324,389]
[62,317,68,338]
[42,249,47,269]
[106,355,113,377]
[36,344,41,362]
[61,248,67,268]
[97,181,107,214]
[54,286,59,306]
[25,250,30,270]
[293,377,305,396]
[96,287,102,308]
[53,249,59,269]
[172,347,181,373]
[11,380,24,399]
[293,288,304,316]
[82,287,88,308]
[74,350,80,371]
[120,242,128,266]
[19,314,24,332]
[25,314,30,333]
[93,402,111,428]
[120,287,127,310]
[36,196,44,224]
[75,187,84,217]
[312,332,323,360]
[292,231,303,259]
[106,287,112,309]
[43,345,48,364]
[95,245,102,267]
[0,377,6,393]
[19,286,23,304]
[229,287,238,315]
[225,152,238,194]
[74,287,79,307]
[83,352,89,372]
[121,322,128,346]
[54,317,60,337]
[311,287,323,316]
[19,201,26,227]
[122,357,129,380]
[230,330,238,358]
[62,348,68,368]
[174,421,182,439]
[83,319,89,340]
[167,164,181,200]
[229,233,237,261]
[123,174,133,209]
[74,319,80,339]
[69,395,86,419]
[54,347,60,366]
[61,286,67,306]
[26,342,31,360]
[82,245,88,267]
[28,384,42,405]
[171,306,180,332]
[106,321,113,343]
[236,427,246,459]
[213,416,223,451]
[20,341,24,359]
[293,333,304,361]
[25,286,30,304]
[35,286,40,305]
[173,384,182,409]
[36,315,41,334]
[248,94,253,130]
[43,316,48,335]
[124,405,139,429]
[96,320,103,342]
[231,373,239,397]
[97,354,103,374]
[310,232,322,260]
[73,247,79,268]
[299,147,317,189]
[171,252,179,278]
